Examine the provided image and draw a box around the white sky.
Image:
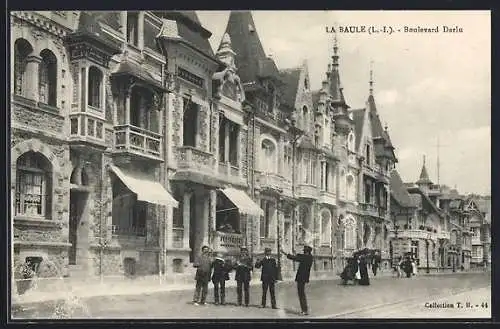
[197,10,491,195]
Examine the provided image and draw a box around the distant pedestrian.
[211,252,230,305]
[411,258,418,276]
[358,255,370,286]
[192,245,213,306]
[234,246,253,307]
[282,245,313,315]
[255,247,278,309]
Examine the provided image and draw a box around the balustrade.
[114,124,162,160]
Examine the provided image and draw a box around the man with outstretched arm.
[281,245,313,315]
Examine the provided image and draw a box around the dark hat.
[264,247,272,252]
[201,245,209,251]
[303,245,313,253]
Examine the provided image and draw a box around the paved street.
[12,272,490,319]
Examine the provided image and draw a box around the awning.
[220,188,264,217]
[109,165,178,207]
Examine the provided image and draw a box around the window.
[218,117,226,162]
[365,181,371,203]
[302,153,310,184]
[321,210,332,246]
[260,199,271,238]
[130,86,158,132]
[111,177,147,237]
[323,118,330,145]
[14,39,33,97]
[284,146,292,179]
[127,12,139,46]
[302,106,308,130]
[344,216,356,249]
[39,49,57,106]
[411,241,419,262]
[365,144,371,165]
[88,66,103,109]
[340,169,346,198]
[15,152,52,218]
[260,139,276,173]
[347,132,355,151]
[183,97,198,147]
[228,123,239,166]
[347,175,354,201]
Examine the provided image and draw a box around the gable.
[466,199,479,211]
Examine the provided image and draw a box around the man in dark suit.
[212,252,231,305]
[282,245,313,315]
[255,247,278,309]
[234,246,253,307]
[192,245,213,306]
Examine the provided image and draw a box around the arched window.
[39,49,57,106]
[302,106,308,131]
[340,169,346,198]
[344,216,356,250]
[88,66,103,109]
[321,210,332,246]
[365,144,371,165]
[15,151,52,218]
[260,139,276,173]
[14,39,33,97]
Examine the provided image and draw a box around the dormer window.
[366,144,371,165]
[304,78,309,90]
[127,12,139,47]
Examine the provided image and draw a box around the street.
[12,272,490,319]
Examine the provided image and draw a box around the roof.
[351,109,365,151]
[312,90,321,108]
[416,163,433,185]
[407,186,443,217]
[112,60,165,91]
[66,12,121,54]
[329,67,346,105]
[224,11,279,84]
[367,94,397,162]
[390,170,416,208]
[278,68,301,109]
[155,11,214,59]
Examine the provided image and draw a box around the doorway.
[69,190,89,265]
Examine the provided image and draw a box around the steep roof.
[390,170,416,208]
[66,12,121,54]
[368,94,397,162]
[224,11,279,84]
[351,109,365,151]
[278,68,301,109]
[416,161,433,185]
[155,11,214,58]
[407,186,443,217]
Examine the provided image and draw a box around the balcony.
[282,179,293,197]
[171,227,184,249]
[318,190,336,206]
[359,203,385,218]
[363,163,387,181]
[218,162,242,184]
[111,225,146,245]
[69,113,107,148]
[177,146,215,173]
[114,124,162,161]
[257,172,284,192]
[213,231,244,253]
[297,183,319,200]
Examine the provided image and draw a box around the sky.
[196,10,491,196]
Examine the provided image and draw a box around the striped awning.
[220,188,264,217]
[109,165,178,207]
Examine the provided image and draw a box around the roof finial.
[369,60,374,96]
[384,122,388,132]
[423,154,426,166]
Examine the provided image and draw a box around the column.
[209,189,216,246]
[25,55,42,102]
[138,12,145,49]
[81,66,88,111]
[182,192,191,249]
[125,92,131,125]
[202,193,210,247]
[224,123,230,163]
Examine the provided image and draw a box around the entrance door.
[69,191,80,265]
[69,190,89,265]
